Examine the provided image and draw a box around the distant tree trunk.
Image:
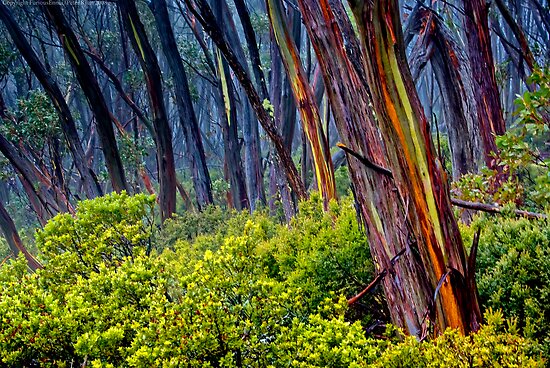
[268,9,300,216]
[0,2,102,199]
[150,0,213,210]
[242,101,266,210]
[268,0,336,206]
[268,41,296,219]
[0,200,41,271]
[219,0,265,210]
[461,0,506,167]
[495,0,535,72]
[0,134,71,220]
[215,50,250,211]
[184,0,306,201]
[406,7,484,179]
[118,0,177,221]
[295,0,481,336]
[41,4,128,193]
[280,7,301,150]
[233,0,269,100]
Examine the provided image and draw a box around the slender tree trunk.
[215,50,250,210]
[150,0,213,210]
[0,134,70,219]
[119,0,177,221]
[268,39,295,218]
[219,0,265,210]
[495,0,535,72]
[0,200,41,271]
[185,0,306,200]
[268,9,300,215]
[41,4,128,193]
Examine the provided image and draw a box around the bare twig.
[337,142,393,178]
[450,198,547,220]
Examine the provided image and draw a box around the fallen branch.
[337,143,394,178]
[450,198,547,220]
[347,271,386,306]
[348,247,406,306]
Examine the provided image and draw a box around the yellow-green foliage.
[0,193,544,367]
[463,215,550,357]
[275,310,543,368]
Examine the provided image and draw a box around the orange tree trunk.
[267,0,336,207]
[295,0,481,336]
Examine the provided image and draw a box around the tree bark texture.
[295,0,481,336]
[461,0,506,166]
[267,0,336,207]
[406,7,484,179]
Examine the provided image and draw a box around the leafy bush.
[463,215,550,357]
[275,310,542,368]
[1,90,61,150]
[0,193,545,367]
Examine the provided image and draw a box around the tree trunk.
[215,50,250,211]
[294,0,481,336]
[0,200,41,271]
[495,0,535,72]
[461,0,506,166]
[41,4,128,193]
[184,0,306,201]
[406,7,484,179]
[118,0,177,221]
[150,0,213,210]
[267,0,336,206]
[0,134,71,220]
[219,0,265,210]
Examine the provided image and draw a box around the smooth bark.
[41,4,128,193]
[119,0,177,221]
[150,0,213,210]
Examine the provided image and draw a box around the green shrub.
[274,310,543,368]
[0,193,545,367]
[464,215,550,357]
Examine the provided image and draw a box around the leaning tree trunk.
[219,0,265,210]
[0,201,41,271]
[215,50,250,211]
[185,0,306,201]
[150,0,213,210]
[118,0,177,222]
[41,4,128,194]
[294,0,481,336]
